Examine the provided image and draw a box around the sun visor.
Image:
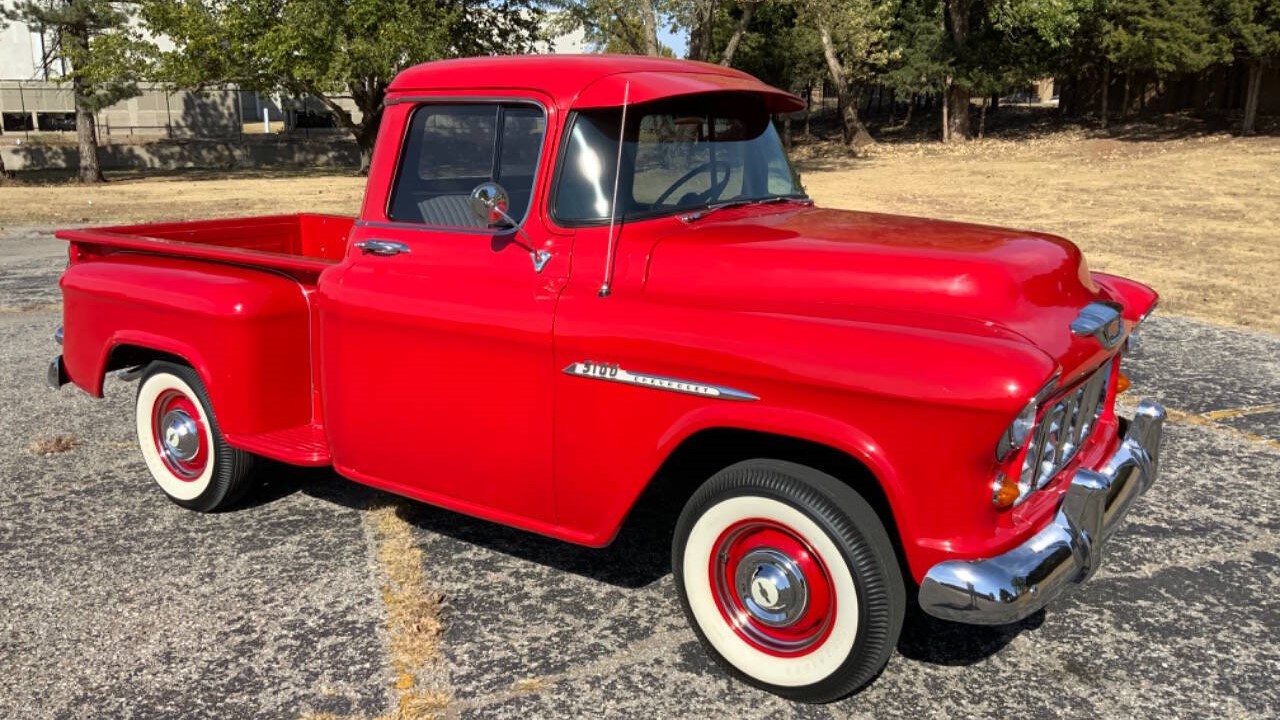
[571,71,805,114]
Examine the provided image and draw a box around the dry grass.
[305,502,449,720]
[512,677,549,694]
[2,130,1275,332]
[0,170,365,227]
[795,130,1280,334]
[29,435,80,455]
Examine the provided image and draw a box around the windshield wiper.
[678,194,812,223]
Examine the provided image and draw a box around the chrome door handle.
[354,239,411,256]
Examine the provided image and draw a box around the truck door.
[318,98,568,525]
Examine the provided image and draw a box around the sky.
[658,22,688,58]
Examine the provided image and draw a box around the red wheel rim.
[151,389,208,480]
[708,518,837,657]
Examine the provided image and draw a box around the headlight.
[995,399,1037,462]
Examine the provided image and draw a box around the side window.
[389,103,546,227]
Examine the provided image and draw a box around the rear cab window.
[389,103,546,227]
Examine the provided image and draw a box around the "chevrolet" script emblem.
[563,361,758,401]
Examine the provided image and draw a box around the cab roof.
[387,54,804,113]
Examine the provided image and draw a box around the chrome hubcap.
[160,409,200,462]
[735,549,809,627]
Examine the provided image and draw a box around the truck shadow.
[896,606,1041,666]
[251,464,1034,666]
[248,464,674,589]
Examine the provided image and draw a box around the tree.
[1215,0,1280,134]
[547,0,664,54]
[145,0,545,174]
[3,1,150,182]
[884,0,949,126]
[0,14,9,180]
[720,1,763,66]
[1098,0,1227,124]
[803,0,898,145]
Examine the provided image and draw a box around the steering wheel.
[653,160,733,207]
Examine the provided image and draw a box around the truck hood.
[644,206,1110,364]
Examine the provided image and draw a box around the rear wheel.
[135,361,254,512]
[673,459,904,702]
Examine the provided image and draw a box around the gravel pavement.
[2,226,1277,719]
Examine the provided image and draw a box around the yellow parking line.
[1200,403,1280,421]
[1166,408,1280,451]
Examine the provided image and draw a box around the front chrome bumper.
[919,399,1166,625]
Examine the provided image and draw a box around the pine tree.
[1099,0,1229,123]
[884,0,949,127]
[1215,0,1280,134]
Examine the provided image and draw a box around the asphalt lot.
[2,226,1277,719]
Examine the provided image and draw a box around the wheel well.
[619,428,913,587]
[105,344,190,375]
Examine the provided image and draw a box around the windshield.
[553,93,804,224]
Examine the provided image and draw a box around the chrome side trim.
[562,361,758,402]
[919,399,1165,625]
[54,326,64,346]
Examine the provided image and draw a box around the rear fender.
[60,255,314,436]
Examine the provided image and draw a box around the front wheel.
[135,361,255,512]
[673,460,905,702]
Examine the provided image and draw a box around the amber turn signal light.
[992,473,1020,509]
[1116,371,1131,394]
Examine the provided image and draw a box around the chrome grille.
[1021,360,1113,490]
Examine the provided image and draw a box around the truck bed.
[56,213,354,275]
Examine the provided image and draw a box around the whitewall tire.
[135,362,255,512]
[673,459,905,702]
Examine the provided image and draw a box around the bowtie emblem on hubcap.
[735,549,810,627]
[751,576,781,609]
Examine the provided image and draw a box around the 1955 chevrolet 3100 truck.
[47,55,1165,701]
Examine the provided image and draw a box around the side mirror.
[469,182,516,228]
[468,181,552,274]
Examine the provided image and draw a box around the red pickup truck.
[48,55,1165,701]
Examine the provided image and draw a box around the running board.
[225,424,331,466]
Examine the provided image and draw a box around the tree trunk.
[72,75,104,183]
[818,20,873,147]
[903,97,914,127]
[945,81,970,142]
[1122,72,1132,120]
[720,2,755,67]
[1100,64,1110,129]
[354,109,383,176]
[1242,60,1263,136]
[640,1,662,57]
[943,0,971,142]
[978,98,987,139]
[942,81,950,141]
[803,83,812,137]
[782,113,792,150]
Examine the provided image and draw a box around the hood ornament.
[1071,301,1125,349]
